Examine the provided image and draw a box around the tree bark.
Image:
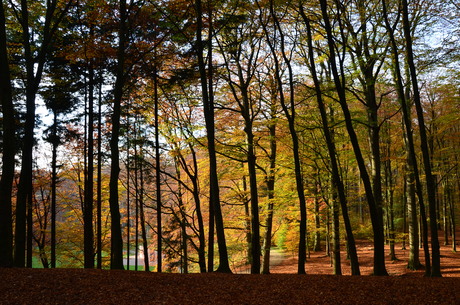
[401,0,441,277]
[301,6,361,275]
[195,0,231,273]
[0,1,15,268]
[109,0,127,270]
[84,64,95,269]
[318,0,387,275]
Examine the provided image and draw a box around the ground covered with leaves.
[1,242,459,304]
[1,267,460,304]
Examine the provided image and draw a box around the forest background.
[0,0,459,278]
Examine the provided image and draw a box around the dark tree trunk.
[262,107,277,274]
[381,0,431,275]
[84,64,95,269]
[0,1,15,268]
[301,9,360,275]
[139,159,149,272]
[96,79,103,269]
[318,0,387,275]
[154,50,162,273]
[51,115,57,268]
[332,190,341,275]
[189,144,207,272]
[262,0,307,274]
[401,0,441,277]
[245,111,261,274]
[109,0,127,270]
[195,0,231,273]
[242,173,252,267]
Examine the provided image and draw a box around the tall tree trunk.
[14,0,36,267]
[244,107,261,274]
[261,0,307,274]
[84,64,95,269]
[381,0,428,272]
[401,0,441,277]
[301,9,360,275]
[50,115,58,268]
[318,0,387,275]
[195,0,231,273]
[154,48,162,273]
[109,0,127,270]
[139,158,149,271]
[96,79,103,269]
[125,114,131,270]
[0,1,15,268]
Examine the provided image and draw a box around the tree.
[318,0,388,275]
[401,0,441,277]
[300,7,360,275]
[216,6,263,273]
[195,0,231,273]
[109,0,129,270]
[257,0,309,274]
[12,0,73,268]
[0,0,15,268]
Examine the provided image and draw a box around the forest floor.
[1,240,460,304]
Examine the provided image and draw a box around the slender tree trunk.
[186,143,206,272]
[318,0,386,275]
[261,104,277,274]
[154,48,162,273]
[109,0,127,270]
[139,158,149,271]
[195,0,231,273]
[84,64,95,269]
[245,111,261,274]
[126,115,131,270]
[14,0,36,266]
[96,79,103,269]
[301,9,360,275]
[262,0,307,274]
[381,0,428,272]
[332,190,341,275]
[313,193,321,253]
[242,173,252,267]
[50,113,59,268]
[401,0,441,277]
[0,1,15,268]
[402,176,407,251]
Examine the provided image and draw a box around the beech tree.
[318,0,388,275]
[0,0,15,268]
[195,0,231,273]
